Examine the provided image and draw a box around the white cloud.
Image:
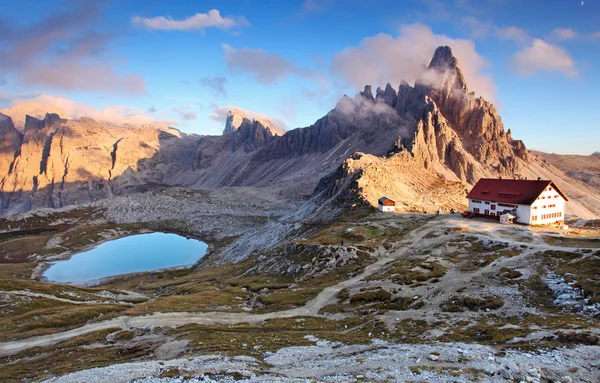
[462,16,530,43]
[512,39,577,77]
[132,9,249,31]
[495,26,530,43]
[551,28,578,41]
[590,31,600,40]
[330,23,496,103]
[1,94,179,129]
[222,44,316,83]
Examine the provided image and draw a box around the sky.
[0,0,599,155]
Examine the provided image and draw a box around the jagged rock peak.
[223,109,285,137]
[359,85,374,101]
[0,113,17,132]
[44,113,61,126]
[24,115,45,132]
[426,46,467,92]
[428,46,459,71]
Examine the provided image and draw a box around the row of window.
[532,212,562,221]
[533,204,557,210]
[471,200,482,203]
[539,195,560,200]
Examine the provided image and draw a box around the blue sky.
[0,0,598,154]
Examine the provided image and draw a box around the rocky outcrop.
[228,118,279,153]
[223,109,285,137]
[0,114,171,214]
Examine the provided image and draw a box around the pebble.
[428,354,439,361]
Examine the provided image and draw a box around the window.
[485,201,490,205]
[473,208,480,213]
[471,199,482,204]
[548,187,553,191]
[543,205,546,209]
[533,206,538,210]
[498,193,518,198]
[532,216,537,221]
[554,195,559,198]
[541,196,545,199]
[490,212,496,217]
[491,204,496,210]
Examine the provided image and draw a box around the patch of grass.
[543,236,600,248]
[367,259,446,285]
[349,289,392,303]
[0,304,126,341]
[441,295,504,312]
[499,267,522,280]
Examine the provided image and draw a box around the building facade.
[378,197,396,212]
[467,179,567,225]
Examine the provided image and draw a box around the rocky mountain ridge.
[0,46,598,218]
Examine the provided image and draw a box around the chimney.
[537,177,541,181]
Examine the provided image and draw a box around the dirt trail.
[3,291,135,306]
[0,219,437,357]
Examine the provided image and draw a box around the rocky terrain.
[2,46,598,219]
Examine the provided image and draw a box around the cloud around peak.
[132,9,250,32]
[330,23,496,103]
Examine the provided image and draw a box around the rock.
[506,361,520,374]
[482,363,498,376]
[428,354,439,361]
[560,376,572,383]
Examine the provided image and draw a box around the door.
[484,209,489,215]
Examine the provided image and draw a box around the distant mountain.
[1,46,599,218]
[593,151,600,156]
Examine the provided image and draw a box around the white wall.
[529,186,566,225]
[468,184,566,226]
[378,205,395,212]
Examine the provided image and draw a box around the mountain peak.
[428,46,458,71]
[223,109,285,136]
[424,45,467,93]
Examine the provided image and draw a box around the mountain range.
[0,46,599,218]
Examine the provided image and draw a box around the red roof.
[467,178,568,205]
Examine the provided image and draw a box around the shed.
[499,213,516,224]
[378,197,395,212]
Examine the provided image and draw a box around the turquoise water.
[43,232,208,284]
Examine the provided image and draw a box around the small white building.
[467,178,568,226]
[378,197,396,212]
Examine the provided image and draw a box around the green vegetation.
[543,235,600,248]
[349,289,392,303]
[441,295,504,312]
[367,259,446,285]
